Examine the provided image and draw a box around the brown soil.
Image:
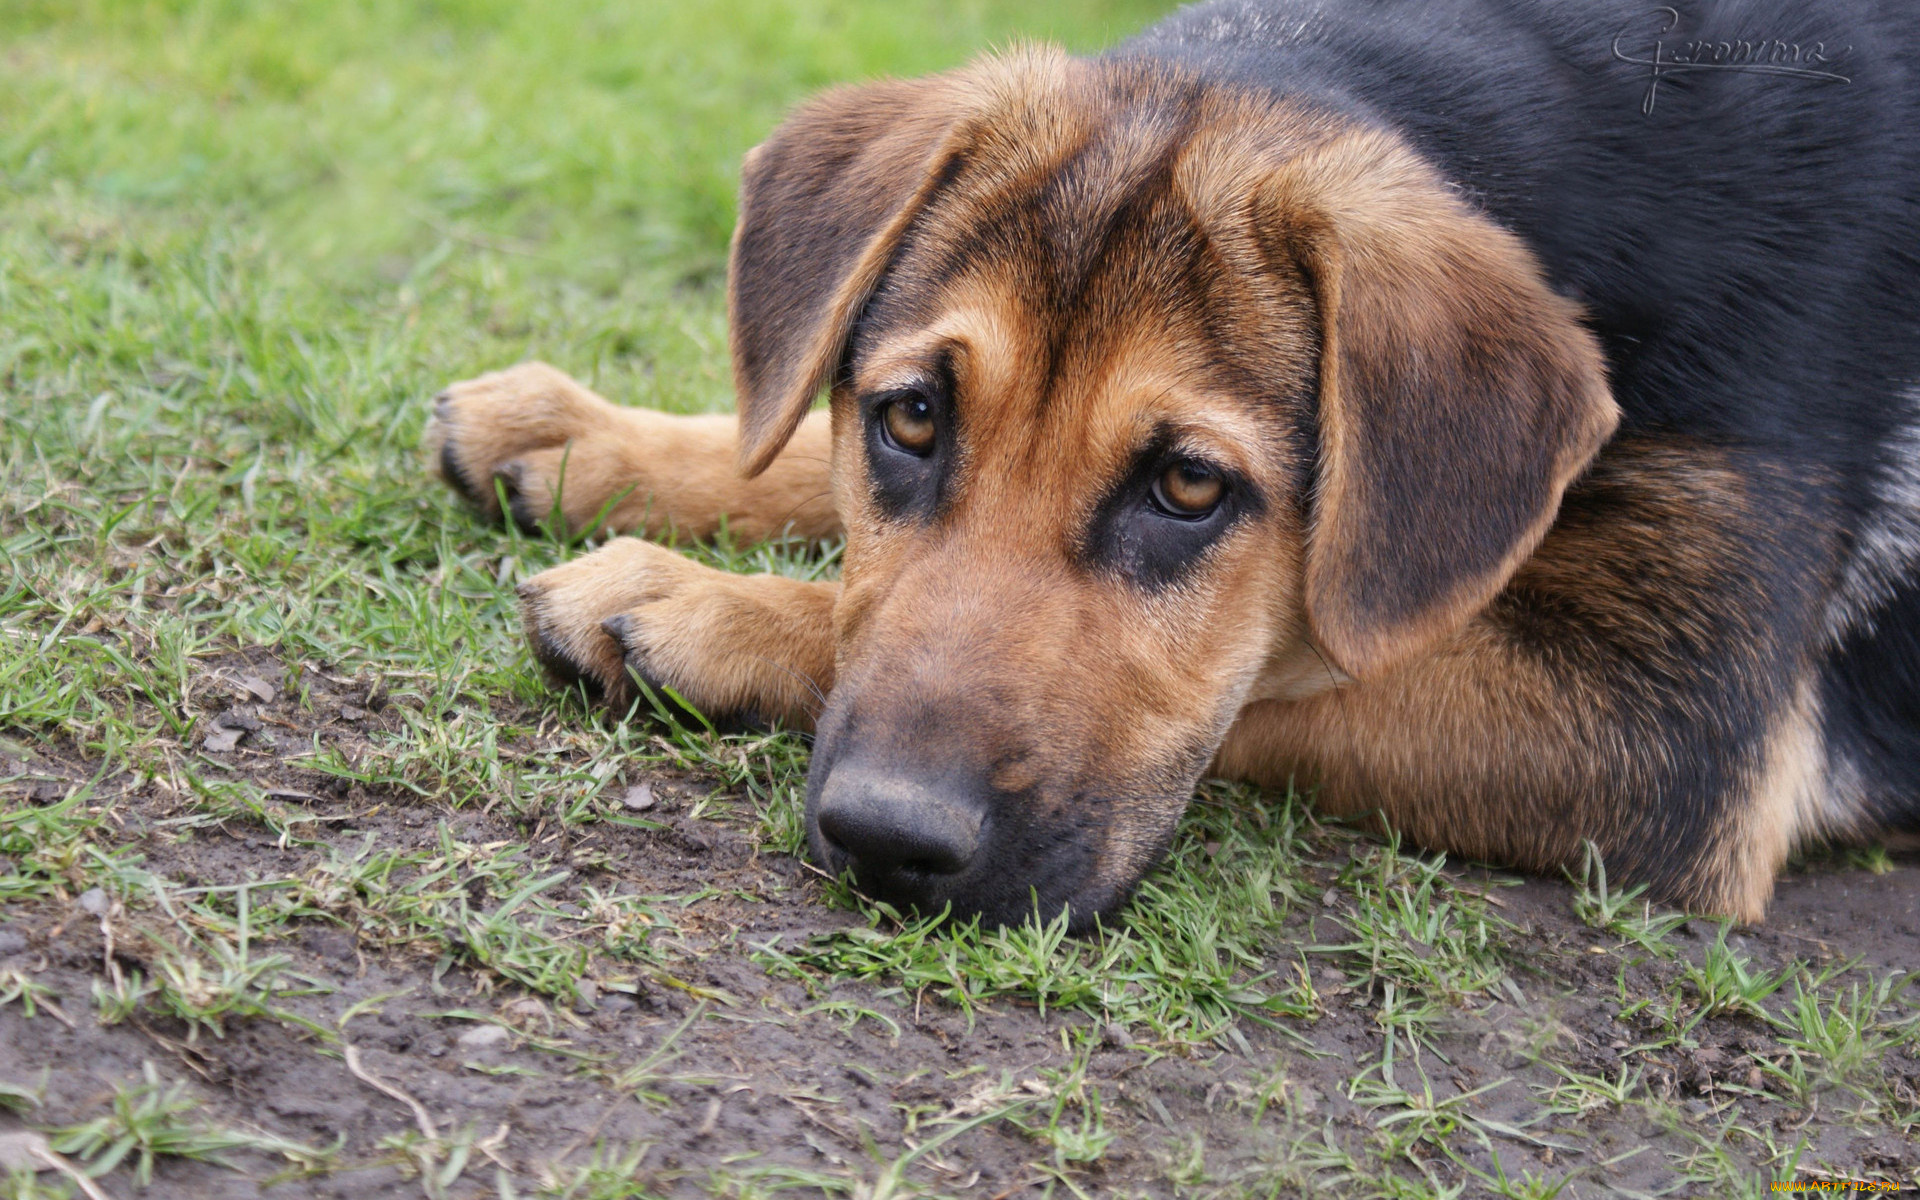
[2,656,1916,1198]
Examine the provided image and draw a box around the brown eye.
[1152,461,1224,517]
[881,395,937,455]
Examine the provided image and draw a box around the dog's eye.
[1151,462,1224,518]
[880,395,938,456]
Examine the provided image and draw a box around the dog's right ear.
[729,78,964,477]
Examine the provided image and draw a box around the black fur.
[1079,429,1264,591]
[791,0,1919,927]
[1122,0,1920,446]
[1121,0,1920,846]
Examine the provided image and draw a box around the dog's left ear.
[729,76,967,477]
[1259,131,1619,679]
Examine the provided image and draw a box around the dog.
[425,0,1920,930]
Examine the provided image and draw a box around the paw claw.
[493,462,546,533]
[425,364,621,533]
[522,609,613,702]
[617,647,715,726]
[514,539,767,726]
[439,438,479,506]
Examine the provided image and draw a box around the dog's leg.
[1215,638,1822,922]
[425,361,839,542]
[516,536,838,730]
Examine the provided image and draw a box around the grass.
[757,784,1322,1046]
[1567,840,1690,953]
[46,1061,331,1187]
[3,1,1919,1197]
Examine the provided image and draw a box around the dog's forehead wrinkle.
[1032,102,1202,307]
[892,72,1240,322]
[863,131,1317,421]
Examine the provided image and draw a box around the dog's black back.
[1123,0,1920,836]
[1124,0,1920,440]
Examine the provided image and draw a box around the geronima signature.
[1612,6,1851,115]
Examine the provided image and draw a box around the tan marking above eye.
[1154,462,1224,516]
[882,396,937,454]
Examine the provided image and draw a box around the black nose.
[814,766,982,883]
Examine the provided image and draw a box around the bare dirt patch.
[3,653,1917,1198]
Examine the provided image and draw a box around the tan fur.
[430,47,1829,923]
[428,362,840,542]
[1719,678,1826,921]
[517,536,837,728]
[1213,441,1829,916]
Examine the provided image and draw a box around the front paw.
[426,361,631,534]
[517,539,696,704]
[518,538,829,730]
[516,538,764,725]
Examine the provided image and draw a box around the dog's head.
[728,49,1617,928]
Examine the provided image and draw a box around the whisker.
[743,652,830,718]
[1306,640,1345,694]
[772,491,842,539]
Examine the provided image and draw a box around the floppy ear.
[728,77,965,476]
[1262,132,1619,679]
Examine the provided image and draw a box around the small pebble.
[621,783,657,811]
[1101,1022,1133,1049]
[456,1024,511,1051]
[0,1131,54,1174]
[503,996,548,1025]
[573,979,600,1013]
[0,928,29,957]
[76,887,109,916]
